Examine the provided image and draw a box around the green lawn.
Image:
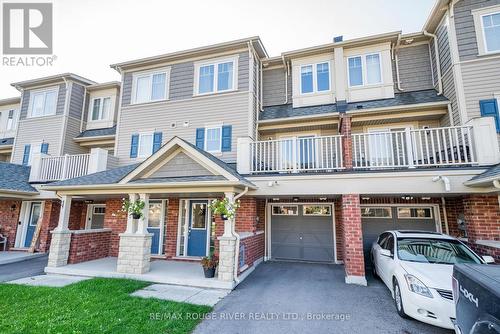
[0,278,212,334]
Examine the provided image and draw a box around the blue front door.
[24,202,42,247]
[187,200,208,257]
[147,201,163,255]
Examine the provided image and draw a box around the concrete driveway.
[194,262,453,334]
[0,253,48,282]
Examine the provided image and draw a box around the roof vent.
[333,36,343,43]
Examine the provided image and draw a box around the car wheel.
[393,279,408,318]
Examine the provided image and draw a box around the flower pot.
[131,213,141,219]
[203,267,216,278]
[221,214,228,221]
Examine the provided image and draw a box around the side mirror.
[482,256,495,264]
[380,249,392,258]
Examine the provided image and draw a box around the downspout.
[259,58,263,112]
[264,198,268,261]
[432,175,451,192]
[394,34,404,92]
[447,103,455,126]
[79,86,87,133]
[282,55,288,104]
[423,30,443,95]
[232,186,249,283]
[441,197,450,235]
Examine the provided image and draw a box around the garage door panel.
[303,246,335,262]
[272,244,302,260]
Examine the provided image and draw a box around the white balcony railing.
[352,125,477,169]
[249,135,344,173]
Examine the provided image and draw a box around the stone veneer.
[116,233,152,274]
[218,236,237,281]
[47,230,72,267]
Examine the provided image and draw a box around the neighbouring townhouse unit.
[0,0,499,289]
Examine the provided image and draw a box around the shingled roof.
[0,162,38,194]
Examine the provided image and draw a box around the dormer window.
[28,87,58,117]
[194,56,238,95]
[300,62,331,94]
[348,53,382,87]
[91,97,111,121]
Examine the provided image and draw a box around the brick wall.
[103,199,127,257]
[68,230,111,264]
[68,201,87,230]
[340,114,353,169]
[235,197,257,233]
[38,200,60,252]
[463,195,499,243]
[0,200,21,250]
[165,198,179,258]
[256,199,266,231]
[340,194,365,277]
[239,232,264,273]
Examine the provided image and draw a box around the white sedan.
[370,230,494,330]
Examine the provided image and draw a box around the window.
[90,97,111,121]
[6,110,15,130]
[272,205,298,216]
[29,88,58,117]
[397,207,433,219]
[300,62,330,94]
[348,53,382,87]
[196,57,237,95]
[205,127,222,152]
[138,133,153,157]
[361,207,392,218]
[482,12,500,53]
[397,238,481,264]
[132,70,168,104]
[303,205,331,216]
[93,206,106,214]
[383,234,394,254]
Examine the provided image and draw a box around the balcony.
[237,118,500,174]
[29,148,117,182]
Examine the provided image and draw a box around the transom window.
[348,53,382,87]
[133,70,168,104]
[205,127,222,152]
[29,88,58,117]
[300,62,330,94]
[397,207,433,219]
[272,205,298,216]
[482,12,500,52]
[303,205,331,216]
[361,207,392,218]
[196,57,237,95]
[90,97,111,121]
[138,133,154,157]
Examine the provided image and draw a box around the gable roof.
[465,164,500,187]
[46,163,140,187]
[0,162,38,195]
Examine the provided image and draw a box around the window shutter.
[130,134,139,158]
[40,143,49,154]
[22,144,31,165]
[221,125,232,152]
[479,99,500,133]
[196,128,205,149]
[152,132,163,153]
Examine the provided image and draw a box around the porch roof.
[76,125,116,138]
[0,137,14,147]
[0,162,38,196]
[465,164,500,187]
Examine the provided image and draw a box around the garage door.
[362,206,437,266]
[271,204,335,262]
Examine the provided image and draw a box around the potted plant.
[209,198,241,221]
[201,254,218,278]
[121,198,145,219]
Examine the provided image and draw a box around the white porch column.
[467,117,500,165]
[124,193,138,234]
[236,137,252,174]
[47,195,73,268]
[88,148,109,174]
[218,192,237,282]
[117,193,152,274]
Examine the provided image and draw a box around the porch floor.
[44,257,234,290]
[0,251,45,265]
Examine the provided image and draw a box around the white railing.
[250,135,343,173]
[352,125,477,169]
[37,153,91,182]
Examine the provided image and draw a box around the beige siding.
[12,116,64,163]
[116,91,251,165]
[149,152,213,178]
[393,44,434,92]
[62,116,88,155]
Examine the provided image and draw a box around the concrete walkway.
[0,253,48,282]
[7,274,90,287]
[131,284,229,306]
[194,262,452,334]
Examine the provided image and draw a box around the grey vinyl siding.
[11,116,64,164]
[121,52,250,107]
[116,92,249,165]
[454,0,500,61]
[62,116,88,155]
[81,91,90,131]
[150,152,213,178]
[442,69,459,126]
[68,83,85,119]
[263,67,291,106]
[393,44,434,92]
[19,83,66,119]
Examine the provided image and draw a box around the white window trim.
[85,204,106,230]
[88,96,113,122]
[194,55,239,96]
[137,131,155,158]
[131,67,171,105]
[360,206,393,219]
[299,62,332,95]
[302,204,332,216]
[347,52,383,88]
[271,205,299,216]
[27,86,59,118]
[204,125,223,153]
[397,207,434,219]
[473,5,500,56]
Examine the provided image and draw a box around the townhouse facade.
[0,0,499,288]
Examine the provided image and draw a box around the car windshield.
[397,238,482,264]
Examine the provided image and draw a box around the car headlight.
[404,274,433,298]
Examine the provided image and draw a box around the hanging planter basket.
[131,213,142,220]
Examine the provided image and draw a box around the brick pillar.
[341,194,366,286]
[165,198,179,258]
[38,200,61,252]
[339,114,353,169]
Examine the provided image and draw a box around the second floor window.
[138,133,153,157]
[6,110,15,130]
[482,12,500,52]
[91,97,111,121]
[300,62,330,94]
[205,127,222,152]
[348,53,382,87]
[196,58,236,95]
[29,88,58,117]
[133,70,168,104]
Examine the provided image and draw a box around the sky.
[0,0,436,97]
